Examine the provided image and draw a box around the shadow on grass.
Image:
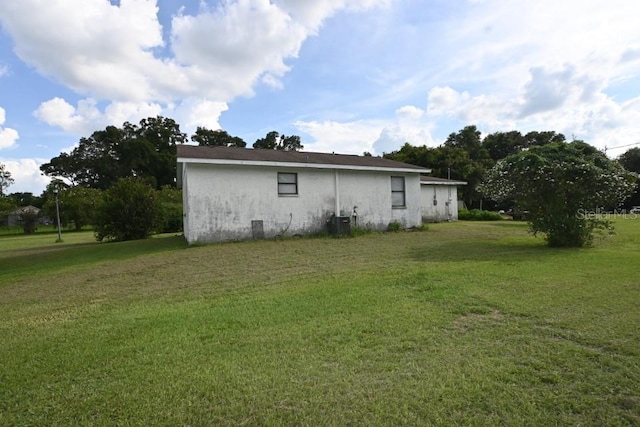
[409,238,575,263]
[1,235,188,280]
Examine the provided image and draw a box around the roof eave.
[420,180,467,186]
[177,157,430,174]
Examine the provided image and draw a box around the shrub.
[156,186,183,233]
[350,227,375,237]
[94,178,160,242]
[458,209,503,221]
[19,210,39,234]
[387,221,402,232]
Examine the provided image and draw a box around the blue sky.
[1,0,640,194]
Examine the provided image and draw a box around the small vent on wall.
[251,220,265,239]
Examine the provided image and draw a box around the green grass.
[1,220,639,425]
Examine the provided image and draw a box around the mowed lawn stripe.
[1,220,639,425]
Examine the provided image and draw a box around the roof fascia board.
[420,180,467,185]
[177,157,431,174]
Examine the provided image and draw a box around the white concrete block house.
[420,176,467,222]
[177,146,431,244]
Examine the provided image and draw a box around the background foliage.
[94,178,160,242]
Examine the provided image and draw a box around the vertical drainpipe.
[447,183,452,221]
[181,162,188,239]
[334,169,340,216]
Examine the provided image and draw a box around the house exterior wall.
[420,185,459,222]
[182,163,421,244]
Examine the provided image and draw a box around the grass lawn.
[1,220,639,425]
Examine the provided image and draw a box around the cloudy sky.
[1,0,640,194]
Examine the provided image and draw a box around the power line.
[604,142,640,154]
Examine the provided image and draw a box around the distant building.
[420,176,467,222]
[3,205,41,227]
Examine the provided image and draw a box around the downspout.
[181,162,189,239]
[447,185,452,221]
[334,169,340,215]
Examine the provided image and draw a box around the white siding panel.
[420,184,459,222]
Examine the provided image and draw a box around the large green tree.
[42,185,101,231]
[618,147,640,173]
[482,131,528,161]
[191,127,246,147]
[443,126,495,207]
[0,162,13,196]
[385,126,494,208]
[385,127,570,209]
[253,131,304,151]
[7,192,43,209]
[41,125,124,189]
[0,195,16,217]
[41,116,186,190]
[481,141,636,247]
[618,147,640,208]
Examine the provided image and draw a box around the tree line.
[1,117,639,246]
[384,126,569,209]
[39,116,304,191]
[0,117,305,240]
[383,125,640,210]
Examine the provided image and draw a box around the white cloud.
[3,0,640,171]
[0,107,19,149]
[277,0,392,33]
[34,98,164,136]
[519,66,580,118]
[0,0,391,134]
[426,87,467,116]
[101,101,165,129]
[0,158,50,194]
[34,96,228,139]
[294,119,385,154]
[0,0,165,102]
[396,105,424,120]
[168,98,229,134]
[170,1,306,100]
[425,85,515,130]
[621,47,640,64]
[0,64,8,77]
[33,98,88,135]
[294,116,435,156]
[422,73,640,151]
[0,128,20,150]
[372,125,434,154]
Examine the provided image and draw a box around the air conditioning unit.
[330,215,351,235]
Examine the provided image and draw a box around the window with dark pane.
[278,172,298,195]
[391,176,405,207]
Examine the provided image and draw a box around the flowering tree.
[480,141,636,247]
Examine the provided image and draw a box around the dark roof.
[177,145,429,171]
